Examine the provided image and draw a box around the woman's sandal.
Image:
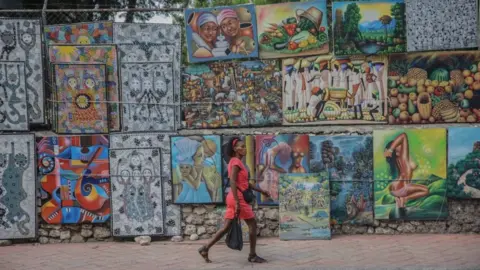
[248,253,267,263]
[198,245,212,263]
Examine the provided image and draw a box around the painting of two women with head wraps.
[171,135,223,204]
[184,4,259,63]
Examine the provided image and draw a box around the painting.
[406,0,477,52]
[215,206,250,241]
[53,64,109,134]
[330,181,373,225]
[0,134,36,239]
[447,127,480,199]
[120,62,175,132]
[171,135,223,204]
[221,135,255,196]
[0,19,44,124]
[184,4,259,63]
[373,129,448,220]
[282,55,388,125]
[233,60,283,126]
[309,135,373,180]
[256,0,329,59]
[113,23,181,46]
[387,51,480,124]
[110,148,164,236]
[44,21,113,45]
[332,0,406,55]
[279,173,331,240]
[255,134,310,205]
[37,135,110,224]
[0,61,28,131]
[48,45,121,131]
[110,132,181,236]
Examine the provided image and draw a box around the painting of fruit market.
[333,0,406,56]
[282,55,388,125]
[388,51,480,124]
[256,134,310,206]
[279,173,331,240]
[256,0,329,59]
[447,127,480,199]
[373,129,448,220]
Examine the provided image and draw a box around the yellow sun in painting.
[55,46,79,61]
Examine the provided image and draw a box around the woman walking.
[198,137,270,263]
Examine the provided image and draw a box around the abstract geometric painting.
[256,0,329,59]
[171,135,223,204]
[221,135,255,196]
[53,64,109,134]
[0,134,36,239]
[120,62,175,132]
[279,173,331,240]
[110,148,164,236]
[282,54,388,125]
[332,0,406,55]
[0,61,28,131]
[406,0,477,52]
[184,4,259,63]
[255,134,310,205]
[0,19,44,124]
[44,21,113,45]
[447,127,480,199]
[373,129,448,220]
[109,132,181,236]
[37,135,110,224]
[48,45,121,131]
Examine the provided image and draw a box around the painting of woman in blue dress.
[171,135,223,204]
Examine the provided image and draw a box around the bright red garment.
[225,157,255,220]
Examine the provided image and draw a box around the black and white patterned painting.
[0,19,44,124]
[406,0,478,51]
[121,62,175,132]
[0,134,36,239]
[110,148,164,236]
[109,132,181,236]
[0,61,28,131]
[113,23,181,45]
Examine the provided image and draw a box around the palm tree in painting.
[379,15,392,41]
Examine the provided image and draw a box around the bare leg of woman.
[198,219,233,263]
[405,185,429,201]
[244,218,266,263]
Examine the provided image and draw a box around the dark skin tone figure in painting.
[198,138,271,264]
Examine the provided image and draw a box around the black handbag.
[226,217,243,251]
[241,187,255,204]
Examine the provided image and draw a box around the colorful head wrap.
[197,12,218,27]
[217,8,238,24]
[175,138,201,165]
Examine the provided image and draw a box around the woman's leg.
[405,184,429,201]
[244,218,266,263]
[198,219,233,263]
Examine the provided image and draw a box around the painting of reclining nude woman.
[171,135,223,204]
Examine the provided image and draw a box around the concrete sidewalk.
[1,234,479,270]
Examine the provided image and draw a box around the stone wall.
[37,224,111,244]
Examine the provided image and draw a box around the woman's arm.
[386,133,409,159]
[230,165,241,215]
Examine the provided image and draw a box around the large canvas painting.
[110,148,164,236]
[255,134,310,205]
[120,62,175,132]
[447,127,480,199]
[373,129,448,220]
[221,135,255,196]
[0,61,28,131]
[279,173,331,240]
[256,0,329,59]
[387,51,480,124]
[171,135,222,204]
[406,0,477,52]
[282,55,388,125]
[53,64,109,134]
[0,134,36,239]
[332,0,406,55]
[0,19,44,124]
[184,4,259,63]
[110,132,181,236]
[37,135,110,224]
[48,45,121,131]
[44,21,113,45]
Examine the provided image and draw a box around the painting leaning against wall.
[256,134,310,206]
[388,51,480,124]
[373,129,448,220]
[279,173,331,240]
[171,135,223,204]
[44,21,113,45]
[282,54,388,125]
[447,127,480,199]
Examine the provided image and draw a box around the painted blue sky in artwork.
[448,128,480,165]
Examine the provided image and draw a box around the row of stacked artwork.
[184,0,478,63]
